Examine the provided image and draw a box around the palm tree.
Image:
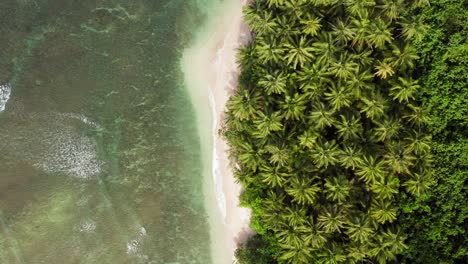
[398,16,429,40]
[330,19,356,45]
[238,141,264,172]
[376,0,403,21]
[404,130,431,155]
[345,215,374,243]
[300,14,322,36]
[316,243,347,264]
[374,59,395,79]
[367,19,393,48]
[390,77,420,103]
[373,117,401,142]
[298,129,319,149]
[339,144,363,169]
[281,93,307,120]
[403,104,429,128]
[324,175,351,203]
[370,199,397,224]
[310,102,336,129]
[328,53,359,80]
[370,176,399,200]
[335,114,362,141]
[227,90,260,120]
[304,222,328,248]
[403,172,432,196]
[325,84,353,111]
[355,156,385,184]
[286,176,321,205]
[383,142,415,174]
[266,0,285,8]
[350,16,371,47]
[256,36,285,64]
[258,70,288,95]
[317,206,347,233]
[310,140,341,168]
[380,227,408,254]
[360,92,386,120]
[312,32,338,65]
[346,243,368,264]
[345,0,376,17]
[346,67,374,98]
[284,36,314,69]
[253,111,283,138]
[279,242,313,264]
[285,205,309,227]
[260,164,290,187]
[265,144,290,167]
[392,43,419,71]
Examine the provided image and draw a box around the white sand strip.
[181,0,254,263]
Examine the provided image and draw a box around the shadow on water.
[0,0,214,263]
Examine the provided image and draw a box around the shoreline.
[181,0,254,263]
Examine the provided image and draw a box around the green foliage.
[397,1,468,263]
[223,0,448,263]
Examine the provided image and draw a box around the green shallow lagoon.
[0,0,218,263]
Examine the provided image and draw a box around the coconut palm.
[266,0,285,8]
[280,93,307,120]
[304,222,328,248]
[265,144,291,167]
[370,199,397,224]
[253,111,283,138]
[377,0,404,21]
[392,43,419,71]
[356,156,385,184]
[331,19,356,45]
[286,176,321,205]
[345,215,374,243]
[390,77,420,103]
[279,242,313,264]
[403,104,429,128]
[345,0,376,18]
[312,32,338,65]
[310,102,337,129]
[335,114,362,141]
[374,59,395,79]
[227,90,260,120]
[339,144,363,169]
[258,70,288,95]
[300,14,322,36]
[238,141,264,172]
[404,130,431,155]
[351,16,371,47]
[260,164,289,187]
[383,142,415,174]
[328,53,359,80]
[373,117,401,142]
[284,36,314,69]
[298,129,319,149]
[316,243,347,264]
[346,67,374,97]
[371,176,400,200]
[360,92,386,120]
[310,140,341,168]
[398,16,429,40]
[324,175,352,203]
[317,206,347,233]
[325,84,353,111]
[403,172,432,196]
[256,36,285,64]
[367,19,393,48]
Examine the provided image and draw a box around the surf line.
[209,89,227,222]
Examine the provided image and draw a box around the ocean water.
[0,0,219,263]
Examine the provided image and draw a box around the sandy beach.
[181,0,254,263]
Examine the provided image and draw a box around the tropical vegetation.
[224,0,466,263]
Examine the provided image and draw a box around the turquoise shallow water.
[0,0,217,263]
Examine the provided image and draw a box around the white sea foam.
[209,90,227,222]
[0,83,12,112]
